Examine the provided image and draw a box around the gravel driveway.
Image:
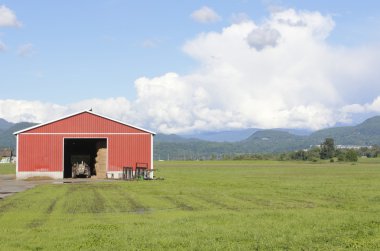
[0,175,39,199]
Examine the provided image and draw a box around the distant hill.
[154,116,380,159]
[307,116,380,146]
[275,128,313,136]
[155,133,201,143]
[181,128,312,142]
[239,130,306,153]
[153,130,307,160]
[0,118,13,131]
[0,122,37,149]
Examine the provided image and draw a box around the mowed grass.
[0,163,16,174]
[1,160,380,250]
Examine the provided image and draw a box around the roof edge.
[13,110,156,135]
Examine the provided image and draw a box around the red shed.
[14,110,155,180]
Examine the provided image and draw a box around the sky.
[1,0,380,133]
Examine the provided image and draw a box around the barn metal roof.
[13,110,156,135]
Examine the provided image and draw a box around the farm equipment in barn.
[72,161,91,178]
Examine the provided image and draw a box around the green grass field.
[0,163,16,175]
[1,160,380,250]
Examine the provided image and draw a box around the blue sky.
[1,1,380,133]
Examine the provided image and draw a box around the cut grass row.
[0,160,380,250]
[0,163,16,174]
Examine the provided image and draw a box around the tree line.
[225,138,380,162]
[155,138,380,162]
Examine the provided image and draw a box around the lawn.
[0,160,380,250]
[0,163,16,174]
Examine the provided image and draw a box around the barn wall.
[17,132,152,178]
[17,134,62,172]
[108,134,151,171]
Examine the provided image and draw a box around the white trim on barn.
[106,171,123,179]
[150,134,154,179]
[16,134,19,177]
[17,171,63,180]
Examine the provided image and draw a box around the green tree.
[320,138,335,159]
[345,149,358,162]
[336,152,345,161]
[290,150,307,160]
[306,147,320,162]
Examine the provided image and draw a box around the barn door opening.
[63,138,107,178]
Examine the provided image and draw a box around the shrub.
[345,149,358,162]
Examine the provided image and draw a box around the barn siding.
[108,134,151,171]
[18,134,62,172]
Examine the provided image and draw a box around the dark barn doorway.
[64,138,107,178]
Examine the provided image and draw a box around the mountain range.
[154,116,380,159]
[0,118,14,131]
[0,121,37,149]
[1,116,380,159]
[181,128,313,142]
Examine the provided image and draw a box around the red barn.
[14,110,155,180]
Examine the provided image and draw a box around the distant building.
[0,148,12,158]
[308,145,371,150]
[336,145,372,149]
[0,157,11,164]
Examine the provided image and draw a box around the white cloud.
[0,5,21,27]
[271,9,335,40]
[340,104,366,114]
[246,27,281,50]
[1,8,380,134]
[341,96,380,114]
[191,6,221,23]
[17,43,34,57]
[0,99,66,123]
[369,97,380,112]
[0,98,132,124]
[67,97,133,123]
[133,73,194,132]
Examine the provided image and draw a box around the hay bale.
[94,148,107,179]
